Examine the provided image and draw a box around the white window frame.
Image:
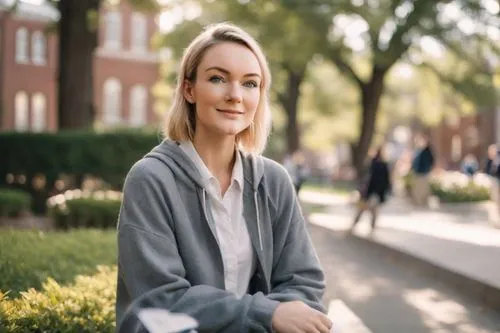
[14,91,29,131]
[31,92,47,132]
[103,78,122,126]
[104,10,122,50]
[31,31,47,66]
[15,27,29,64]
[131,12,147,53]
[129,84,148,127]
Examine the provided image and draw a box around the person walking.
[410,134,435,206]
[350,147,392,232]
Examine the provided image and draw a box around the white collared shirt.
[179,141,255,298]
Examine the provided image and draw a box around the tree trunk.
[352,65,387,178]
[57,0,100,130]
[279,68,305,154]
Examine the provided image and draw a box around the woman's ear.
[183,79,196,104]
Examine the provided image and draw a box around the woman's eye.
[209,76,224,83]
[243,80,258,88]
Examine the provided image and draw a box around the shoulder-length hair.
[164,22,272,154]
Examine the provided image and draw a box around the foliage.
[0,229,116,296]
[429,171,491,203]
[405,171,491,203]
[48,190,122,230]
[0,266,116,333]
[0,130,159,214]
[0,188,31,217]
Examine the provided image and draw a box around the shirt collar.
[179,140,244,189]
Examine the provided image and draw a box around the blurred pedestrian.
[485,144,500,223]
[461,154,479,177]
[410,133,435,206]
[283,150,309,194]
[350,146,392,232]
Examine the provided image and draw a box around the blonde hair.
[164,22,272,154]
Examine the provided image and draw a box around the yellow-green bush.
[0,188,31,217]
[0,266,116,333]
[0,229,116,296]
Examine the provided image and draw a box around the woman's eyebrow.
[205,66,261,78]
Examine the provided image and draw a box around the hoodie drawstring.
[254,190,263,252]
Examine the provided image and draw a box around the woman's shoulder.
[126,156,175,185]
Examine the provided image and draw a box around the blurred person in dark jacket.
[350,146,392,232]
[410,133,435,206]
[485,144,500,223]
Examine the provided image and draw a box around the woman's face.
[183,42,262,139]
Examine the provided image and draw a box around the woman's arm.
[263,161,326,313]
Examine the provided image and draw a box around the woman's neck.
[192,133,236,191]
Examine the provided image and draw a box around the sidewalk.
[300,190,500,311]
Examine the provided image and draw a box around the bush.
[429,171,491,203]
[48,190,122,230]
[0,130,159,214]
[0,188,31,217]
[0,229,116,296]
[0,266,116,333]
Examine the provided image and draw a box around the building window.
[131,13,147,53]
[31,93,47,132]
[104,11,122,50]
[451,135,462,162]
[103,78,122,126]
[129,85,147,126]
[15,91,29,131]
[31,31,47,65]
[15,27,29,63]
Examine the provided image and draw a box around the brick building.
[430,108,499,169]
[0,0,160,132]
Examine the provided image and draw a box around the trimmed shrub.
[0,188,31,217]
[429,171,491,203]
[0,266,116,333]
[48,190,122,230]
[0,229,116,296]
[0,130,159,214]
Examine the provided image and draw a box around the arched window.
[129,84,147,126]
[104,10,122,50]
[103,78,122,126]
[15,27,29,63]
[131,12,147,53]
[31,31,47,65]
[14,91,29,131]
[31,93,47,132]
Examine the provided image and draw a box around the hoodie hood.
[145,139,265,191]
[144,139,265,252]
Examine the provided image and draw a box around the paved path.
[308,222,500,333]
[301,191,500,293]
[302,190,500,332]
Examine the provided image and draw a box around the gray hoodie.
[116,140,325,333]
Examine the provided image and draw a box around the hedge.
[0,188,31,217]
[48,190,122,229]
[0,130,159,214]
[0,266,116,333]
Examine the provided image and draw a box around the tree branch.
[328,53,365,89]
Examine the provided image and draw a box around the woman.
[116,23,332,333]
[351,147,392,231]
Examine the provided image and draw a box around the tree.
[46,0,158,130]
[161,0,328,153]
[283,0,499,176]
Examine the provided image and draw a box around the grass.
[0,229,116,297]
